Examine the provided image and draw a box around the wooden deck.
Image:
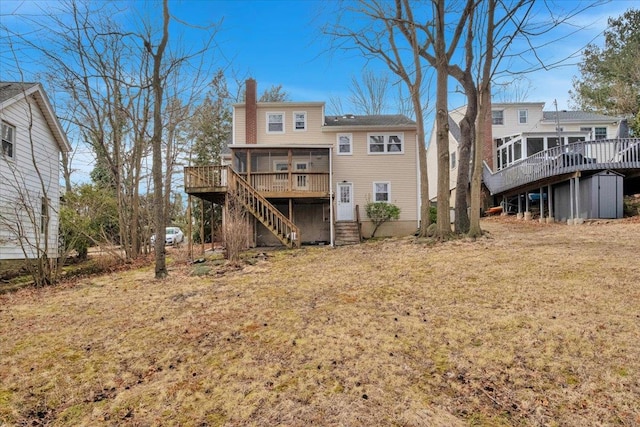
[483,138,640,195]
[184,165,330,199]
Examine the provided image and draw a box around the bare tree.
[2,0,220,272]
[144,0,170,279]
[259,84,290,102]
[349,70,390,115]
[324,0,434,236]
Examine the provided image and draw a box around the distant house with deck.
[185,79,420,247]
[427,101,640,222]
[1,82,71,261]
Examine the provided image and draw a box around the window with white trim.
[518,109,528,124]
[367,133,404,154]
[594,127,607,139]
[267,112,284,133]
[337,133,352,155]
[450,151,456,169]
[373,182,390,202]
[2,121,15,159]
[293,111,306,131]
[492,110,504,125]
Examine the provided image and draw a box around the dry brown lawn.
[1,218,639,426]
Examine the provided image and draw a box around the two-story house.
[185,79,420,247]
[427,101,640,223]
[1,82,71,261]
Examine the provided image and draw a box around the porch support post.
[329,147,335,247]
[246,150,252,184]
[524,191,532,221]
[187,194,193,260]
[517,193,523,220]
[210,202,215,252]
[575,174,582,224]
[547,185,554,223]
[289,198,293,221]
[569,177,575,224]
[501,195,507,216]
[200,199,205,255]
[539,187,545,223]
[288,149,293,191]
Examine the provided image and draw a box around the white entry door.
[336,182,354,221]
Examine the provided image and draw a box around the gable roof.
[448,115,462,142]
[324,114,416,127]
[0,81,71,152]
[542,110,620,123]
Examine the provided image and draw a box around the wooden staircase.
[334,221,361,246]
[227,168,301,248]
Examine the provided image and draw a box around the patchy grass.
[1,218,639,426]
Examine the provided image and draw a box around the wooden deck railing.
[241,172,330,193]
[184,165,227,190]
[483,138,640,195]
[184,166,330,196]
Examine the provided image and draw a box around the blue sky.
[165,0,635,112]
[4,0,635,113]
[1,0,636,183]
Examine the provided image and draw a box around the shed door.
[336,183,354,221]
[598,175,617,218]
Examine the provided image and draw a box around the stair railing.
[227,169,301,248]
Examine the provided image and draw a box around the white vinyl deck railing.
[483,138,640,195]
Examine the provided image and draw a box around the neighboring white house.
[426,102,625,206]
[0,82,71,260]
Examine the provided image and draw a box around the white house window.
[518,109,528,124]
[2,121,15,159]
[267,112,284,133]
[594,127,607,139]
[580,127,593,139]
[450,151,456,169]
[293,111,306,131]
[368,133,404,154]
[492,110,504,125]
[337,133,352,155]
[373,182,390,202]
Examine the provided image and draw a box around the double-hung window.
[492,110,504,125]
[594,127,607,140]
[373,182,391,202]
[2,121,15,159]
[337,133,352,155]
[518,109,528,124]
[367,133,404,154]
[267,112,284,133]
[293,111,306,131]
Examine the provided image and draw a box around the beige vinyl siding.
[0,96,61,260]
[233,103,326,145]
[332,129,419,237]
[491,103,545,136]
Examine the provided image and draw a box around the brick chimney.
[246,78,257,144]
[482,92,494,170]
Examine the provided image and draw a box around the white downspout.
[329,146,335,247]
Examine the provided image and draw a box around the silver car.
[151,227,184,246]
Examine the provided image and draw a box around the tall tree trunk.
[469,0,496,238]
[435,0,451,239]
[150,0,170,279]
[413,87,431,235]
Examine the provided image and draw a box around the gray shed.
[553,170,624,222]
